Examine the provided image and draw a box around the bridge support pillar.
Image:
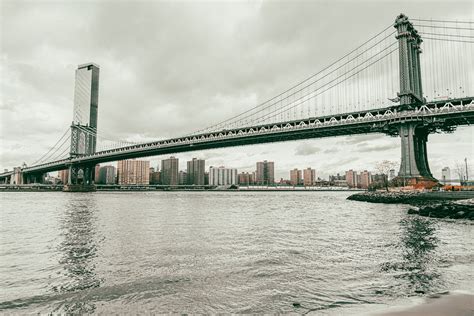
[10,167,23,185]
[24,173,45,184]
[63,164,96,192]
[397,122,436,187]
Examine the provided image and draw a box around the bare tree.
[375,160,399,191]
[454,162,465,183]
[454,159,472,184]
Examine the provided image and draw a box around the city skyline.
[84,157,470,184]
[1,1,472,181]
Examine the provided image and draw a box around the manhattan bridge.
[1,14,473,191]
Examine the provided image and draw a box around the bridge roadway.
[1,97,473,178]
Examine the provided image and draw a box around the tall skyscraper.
[303,168,316,186]
[441,167,451,185]
[290,168,302,186]
[209,166,238,186]
[98,166,116,184]
[186,158,205,185]
[256,160,274,185]
[117,160,150,185]
[70,63,100,156]
[161,156,179,185]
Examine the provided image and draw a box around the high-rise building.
[303,168,316,186]
[290,168,302,186]
[98,165,116,184]
[359,170,372,189]
[117,159,150,185]
[346,169,358,188]
[94,164,101,182]
[161,156,179,185]
[256,160,274,185]
[178,171,188,185]
[209,166,238,186]
[58,169,69,184]
[71,63,100,156]
[441,167,451,185]
[186,158,205,185]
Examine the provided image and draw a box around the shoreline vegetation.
[347,191,474,220]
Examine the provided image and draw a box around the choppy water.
[0,191,473,314]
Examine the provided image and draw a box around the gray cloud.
[295,143,321,156]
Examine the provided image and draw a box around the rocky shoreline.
[347,191,474,220]
[407,200,474,220]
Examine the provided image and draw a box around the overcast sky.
[1,0,473,179]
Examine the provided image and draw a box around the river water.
[0,191,473,314]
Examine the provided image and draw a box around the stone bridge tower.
[393,14,435,186]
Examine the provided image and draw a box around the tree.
[454,159,472,185]
[375,160,399,191]
[454,162,465,183]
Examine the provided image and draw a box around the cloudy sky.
[1,0,473,180]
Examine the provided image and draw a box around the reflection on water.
[382,216,441,294]
[54,196,102,313]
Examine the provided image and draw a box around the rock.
[348,192,474,220]
[410,200,474,220]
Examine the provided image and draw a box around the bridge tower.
[394,14,435,185]
[65,62,100,191]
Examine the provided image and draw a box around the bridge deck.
[1,97,473,177]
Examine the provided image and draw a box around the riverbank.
[0,184,363,192]
[347,191,474,204]
[407,199,474,220]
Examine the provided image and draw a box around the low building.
[178,171,187,185]
[441,167,451,185]
[238,172,255,185]
[150,171,161,184]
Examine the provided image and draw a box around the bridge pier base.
[63,184,96,192]
[397,122,437,188]
[63,164,96,192]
